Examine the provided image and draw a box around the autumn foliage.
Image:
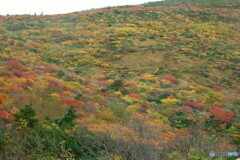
[209,106,234,123]
[164,76,178,84]
[0,0,239,159]
[0,110,13,120]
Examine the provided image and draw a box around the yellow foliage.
[93,94,103,100]
[51,93,61,101]
[115,27,141,36]
[4,47,12,52]
[100,62,110,68]
[100,111,118,122]
[107,79,115,83]
[24,40,42,48]
[180,48,190,51]
[0,78,6,84]
[200,53,207,57]
[114,91,122,96]
[110,133,118,140]
[1,86,11,93]
[159,79,171,85]
[205,91,223,104]
[175,14,185,19]
[122,95,143,103]
[127,104,142,112]
[43,76,56,81]
[0,26,7,33]
[137,83,151,91]
[114,155,123,160]
[63,91,71,95]
[139,92,148,99]
[0,53,8,58]
[25,86,33,91]
[124,79,138,86]
[161,98,180,105]
[77,55,95,65]
[65,81,83,89]
[114,54,124,59]
[2,97,14,106]
[192,85,208,93]
[93,74,105,79]
[177,90,196,100]
[141,74,157,81]
[60,40,75,45]
[148,111,169,124]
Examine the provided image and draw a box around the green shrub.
[56,70,66,78]
[170,112,191,128]
[13,103,39,128]
[74,93,82,100]
[53,106,78,130]
[0,26,8,34]
[108,79,124,91]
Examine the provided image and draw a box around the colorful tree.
[208,106,234,123]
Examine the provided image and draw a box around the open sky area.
[0,0,159,15]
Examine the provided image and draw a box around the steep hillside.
[0,0,239,159]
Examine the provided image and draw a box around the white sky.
[0,0,159,15]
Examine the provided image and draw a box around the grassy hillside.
[0,0,239,159]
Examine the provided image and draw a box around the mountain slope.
[0,0,239,159]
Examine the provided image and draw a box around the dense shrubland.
[0,0,239,159]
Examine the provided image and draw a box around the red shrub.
[164,76,178,84]
[26,78,34,84]
[118,87,124,91]
[6,60,20,68]
[0,35,4,40]
[180,106,193,114]
[0,97,4,105]
[209,106,234,123]
[97,81,109,86]
[184,101,203,107]
[129,93,140,99]
[167,95,174,99]
[61,99,82,107]
[0,110,13,120]
[213,87,223,91]
[61,84,73,91]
